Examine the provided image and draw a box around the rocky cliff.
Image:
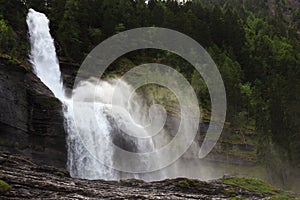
[0,55,66,168]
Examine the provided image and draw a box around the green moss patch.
[0,180,12,193]
[175,178,206,189]
[268,193,300,200]
[54,171,65,177]
[0,54,31,72]
[222,177,279,195]
[222,187,238,197]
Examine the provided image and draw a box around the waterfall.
[26,9,164,181]
[26,9,64,100]
[65,79,163,180]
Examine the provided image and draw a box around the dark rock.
[59,61,79,97]
[1,151,292,200]
[0,56,66,168]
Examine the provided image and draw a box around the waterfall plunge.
[26,9,166,181]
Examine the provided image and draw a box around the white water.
[66,79,164,180]
[27,9,64,100]
[26,9,164,181]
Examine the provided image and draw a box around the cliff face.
[0,55,66,168]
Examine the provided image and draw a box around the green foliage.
[208,45,243,125]
[57,0,82,62]
[0,180,12,193]
[0,19,17,55]
[191,69,209,108]
[0,0,28,59]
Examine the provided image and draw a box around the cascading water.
[65,79,162,180]
[26,9,165,181]
[27,9,64,100]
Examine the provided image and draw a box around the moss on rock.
[0,180,12,193]
[175,178,206,189]
[222,177,279,196]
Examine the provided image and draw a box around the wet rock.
[0,56,66,168]
[1,151,293,200]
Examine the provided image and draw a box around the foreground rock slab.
[0,152,298,200]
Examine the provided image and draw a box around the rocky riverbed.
[0,152,299,200]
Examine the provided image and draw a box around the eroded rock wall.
[0,56,66,168]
